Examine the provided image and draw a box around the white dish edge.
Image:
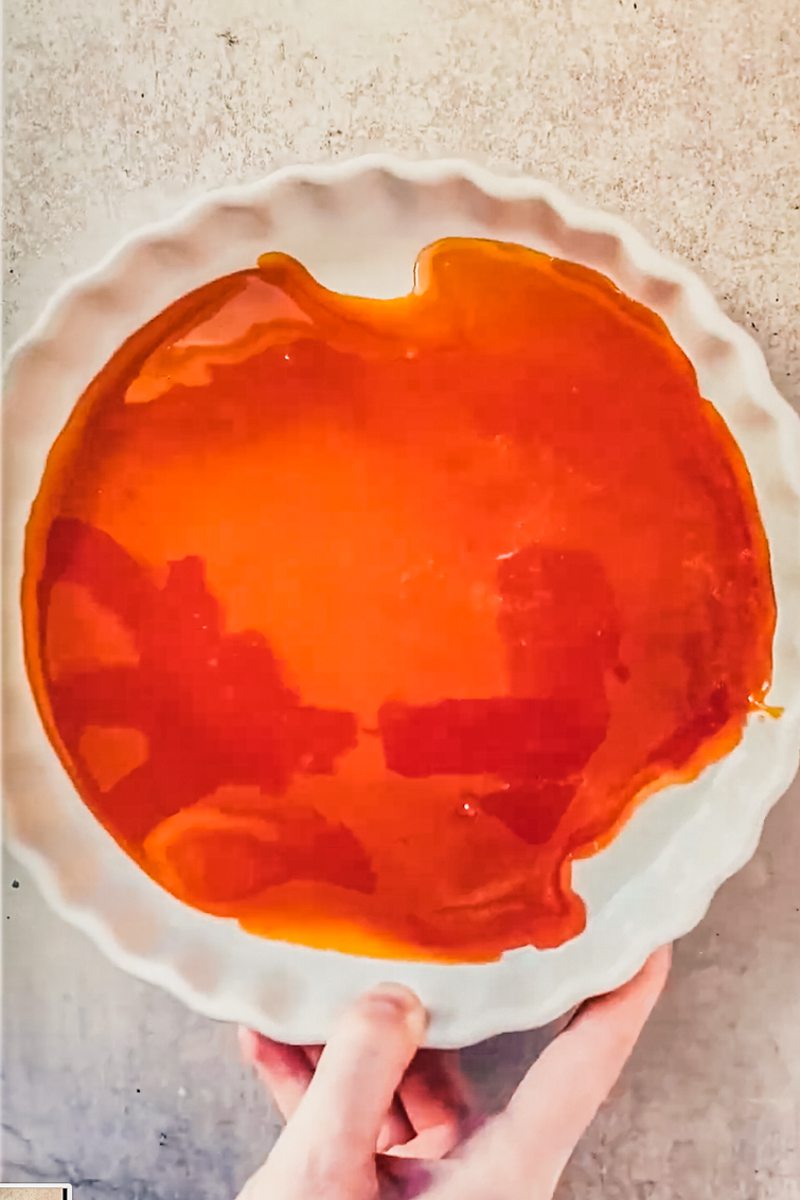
[3,155,800,1047]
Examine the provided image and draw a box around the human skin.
[235,945,671,1199]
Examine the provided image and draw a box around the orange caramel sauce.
[22,238,776,961]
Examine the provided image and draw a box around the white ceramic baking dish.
[4,156,800,1047]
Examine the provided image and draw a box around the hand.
[235,946,671,1199]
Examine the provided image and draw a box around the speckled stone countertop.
[3,2,799,1198]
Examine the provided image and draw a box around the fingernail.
[367,982,429,1040]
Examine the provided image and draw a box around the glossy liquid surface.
[23,239,776,960]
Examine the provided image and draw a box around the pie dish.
[4,157,800,1046]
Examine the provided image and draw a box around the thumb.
[280,983,428,1168]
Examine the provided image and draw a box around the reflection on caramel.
[22,238,776,961]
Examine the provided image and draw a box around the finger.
[426,946,671,1200]
[281,983,428,1167]
[514,947,671,1116]
[377,1098,416,1153]
[239,1028,313,1121]
[304,1044,417,1152]
[241,1033,415,1148]
[389,1050,473,1159]
[505,946,672,1190]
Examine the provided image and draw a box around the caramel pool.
[23,238,776,961]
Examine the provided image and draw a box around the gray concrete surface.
[3,1,799,1197]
